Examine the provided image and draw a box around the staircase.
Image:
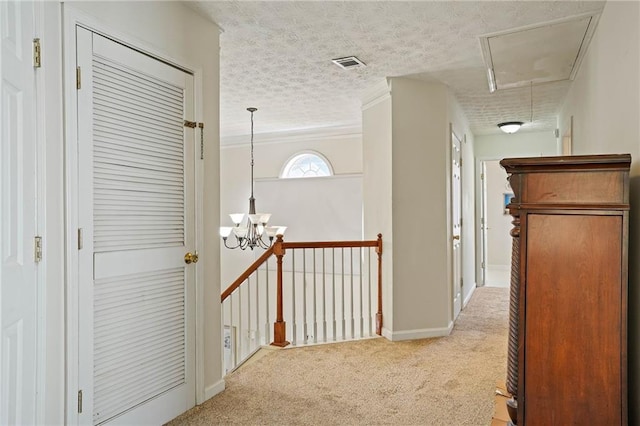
[221,234,383,373]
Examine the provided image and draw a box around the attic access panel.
[480,14,599,91]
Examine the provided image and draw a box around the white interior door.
[479,161,488,286]
[483,160,512,288]
[76,27,196,425]
[451,131,462,319]
[0,2,40,424]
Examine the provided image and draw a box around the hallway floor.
[168,287,509,425]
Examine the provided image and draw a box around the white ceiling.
[189,1,605,141]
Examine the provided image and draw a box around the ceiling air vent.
[332,56,366,70]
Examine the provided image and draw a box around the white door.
[479,161,488,286]
[0,1,40,424]
[451,130,462,319]
[75,27,197,425]
[483,160,512,288]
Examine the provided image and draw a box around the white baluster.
[302,249,308,345]
[368,247,373,336]
[238,283,243,361]
[291,249,297,345]
[247,276,251,354]
[341,248,346,340]
[313,248,318,344]
[253,275,258,352]
[359,247,364,338]
[265,260,270,344]
[350,248,355,339]
[322,248,327,343]
[332,248,336,342]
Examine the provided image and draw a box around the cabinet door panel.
[524,214,621,425]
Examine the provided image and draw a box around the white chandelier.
[219,107,286,250]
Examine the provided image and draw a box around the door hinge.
[184,120,197,128]
[481,261,485,269]
[198,122,204,160]
[480,173,484,180]
[77,390,83,413]
[34,236,43,263]
[76,67,81,89]
[78,228,83,250]
[33,38,41,68]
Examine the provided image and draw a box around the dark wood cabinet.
[500,154,630,425]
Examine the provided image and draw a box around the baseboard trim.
[463,284,476,308]
[384,324,453,341]
[203,379,225,402]
[381,327,392,341]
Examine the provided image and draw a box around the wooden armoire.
[500,154,631,425]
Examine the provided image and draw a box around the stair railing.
[220,234,383,372]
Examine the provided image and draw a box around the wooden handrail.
[282,240,379,249]
[220,246,275,302]
[220,234,383,347]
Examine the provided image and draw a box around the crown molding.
[361,78,391,111]
[221,125,362,148]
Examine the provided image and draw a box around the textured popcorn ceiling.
[189,1,605,139]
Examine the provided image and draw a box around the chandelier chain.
[250,108,255,198]
[219,106,282,251]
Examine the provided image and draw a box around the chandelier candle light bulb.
[220,107,286,250]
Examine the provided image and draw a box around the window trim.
[279,150,334,179]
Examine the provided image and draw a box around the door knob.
[452,235,460,240]
[184,251,199,264]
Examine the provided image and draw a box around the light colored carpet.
[168,286,509,425]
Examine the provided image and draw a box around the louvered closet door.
[76,28,196,425]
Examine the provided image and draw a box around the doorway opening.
[480,160,512,288]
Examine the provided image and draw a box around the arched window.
[280,151,333,178]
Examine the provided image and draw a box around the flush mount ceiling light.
[498,121,524,134]
[331,56,366,70]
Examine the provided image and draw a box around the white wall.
[475,131,559,159]
[447,91,476,308]
[362,87,394,332]
[556,1,640,422]
[558,3,640,160]
[473,130,558,285]
[41,2,221,422]
[219,132,363,288]
[255,175,362,240]
[484,160,511,268]
[362,78,475,339]
[390,78,451,334]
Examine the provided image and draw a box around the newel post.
[375,233,383,336]
[271,235,290,347]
